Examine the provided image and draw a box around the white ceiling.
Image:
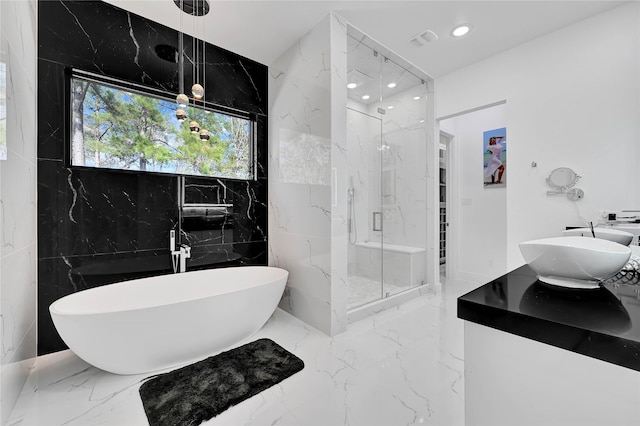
[105,0,627,78]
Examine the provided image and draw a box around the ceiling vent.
[409,30,438,47]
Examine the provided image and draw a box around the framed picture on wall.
[483,127,506,187]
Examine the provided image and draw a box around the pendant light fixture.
[198,129,210,141]
[175,109,187,122]
[174,0,211,141]
[191,8,202,101]
[189,121,201,134]
[192,83,204,100]
[192,30,204,101]
[175,0,190,127]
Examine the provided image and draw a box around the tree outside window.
[71,77,252,179]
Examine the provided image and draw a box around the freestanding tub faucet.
[170,230,191,273]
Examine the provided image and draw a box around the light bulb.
[347,83,357,89]
[175,109,187,122]
[189,121,200,134]
[176,93,189,107]
[191,84,204,100]
[199,129,211,141]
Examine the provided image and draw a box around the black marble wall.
[38,0,268,355]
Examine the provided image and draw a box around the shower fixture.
[348,177,358,245]
[170,176,191,274]
[173,0,210,17]
[170,229,191,273]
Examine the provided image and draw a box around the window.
[70,75,254,179]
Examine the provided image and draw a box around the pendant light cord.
[201,0,205,104]
[194,1,198,87]
[192,7,196,93]
[179,0,184,94]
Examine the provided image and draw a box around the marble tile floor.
[347,275,416,310]
[8,275,480,426]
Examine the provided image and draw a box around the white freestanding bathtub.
[49,266,288,375]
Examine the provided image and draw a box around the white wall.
[0,0,38,422]
[440,104,507,281]
[436,3,640,272]
[269,13,349,335]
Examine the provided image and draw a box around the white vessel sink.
[519,236,631,289]
[606,222,640,232]
[601,223,640,245]
[561,228,634,246]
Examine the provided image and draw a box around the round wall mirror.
[547,167,580,191]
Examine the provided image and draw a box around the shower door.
[346,31,428,311]
[346,107,384,309]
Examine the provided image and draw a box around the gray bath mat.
[139,338,304,426]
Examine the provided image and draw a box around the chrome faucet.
[169,230,191,273]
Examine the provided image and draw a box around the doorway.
[439,132,452,277]
[438,102,507,281]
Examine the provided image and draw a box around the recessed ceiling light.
[362,95,370,100]
[419,119,425,123]
[347,83,357,89]
[387,82,397,88]
[413,96,421,100]
[387,105,394,109]
[452,24,471,37]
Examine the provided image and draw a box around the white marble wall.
[328,15,348,335]
[269,13,348,335]
[0,0,38,422]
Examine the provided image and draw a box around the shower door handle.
[373,212,382,231]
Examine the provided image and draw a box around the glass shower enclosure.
[346,29,430,310]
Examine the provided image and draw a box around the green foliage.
[82,85,175,170]
[74,79,251,178]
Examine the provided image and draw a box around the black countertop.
[458,264,640,372]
